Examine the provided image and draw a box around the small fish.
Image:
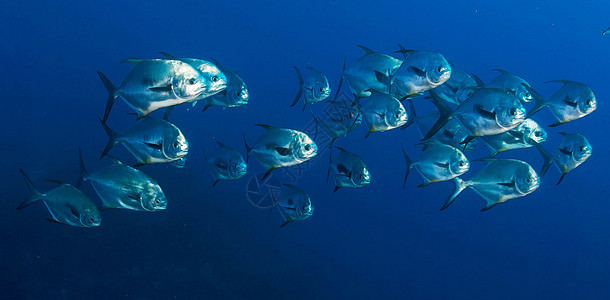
[442,159,540,211]
[271,184,314,228]
[205,141,247,187]
[328,147,371,192]
[525,80,597,127]
[360,91,408,138]
[485,69,534,103]
[100,117,189,166]
[313,97,362,146]
[536,132,591,185]
[602,26,610,37]
[424,88,526,147]
[291,66,331,110]
[480,119,547,157]
[336,45,403,98]
[78,149,166,212]
[431,64,481,105]
[390,46,451,99]
[17,169,101,227]
[199,58,249,112]
[244,124,317,179]
[98,59,208,122]
[402,143,469,188]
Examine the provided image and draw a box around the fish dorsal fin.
[46,179,71,186]
[470,73,485,87]
[208,57,222,68]
[334,146,350,154]
[120,58,144,64]
[491,68,510,75]
[545,80,582,86]
[159,51,177,59]
[395,43,416,59]
[357,45,376,54]
[105,154,125,165]
[254,124,277,130]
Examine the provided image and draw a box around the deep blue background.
[1,0,609,299]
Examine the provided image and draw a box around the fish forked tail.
[521,83,546,119]
[97,71,116,124]
[243,134,252,166]
[17,169,46,210]
[440,177,469,211]
[333,57,346,100]
[291,66,304,107]
[77,147,89,188]
[401,148,412,191]
[422,90,452,141]
[533,142,553,179]
[401,98,417,130]
[99,118,119,159]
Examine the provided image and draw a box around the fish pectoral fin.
[434,162,449,168]
[46,218,67,225]
[275,147,292,156]
[562,99,578,108]
[474,104,496,120]
[375,70,391,86]
[144,142,163,150]
[497,181,516,188]
[66,204,80,218]
[558,148,572,156]
[409,66,427,77]
[149,85,172,92]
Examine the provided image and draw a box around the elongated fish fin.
[556,172,567,185]
[99,118,119,159]
[441,177,468,211]
[375,70,391,87]
[334,57,346,100]
[395,43,416,59]
[254,124,276,130]
[545,80,580,86]
[208,57,222,67]
[481,201,499,212]
[97,71,116,124]
[470,73,485,87]
[158,51,177,59]
[120,58,144,64]
[104,154,125,166]
[401,99,417,130]
[201,102,212,112]
[17,169,45,210]
[243,134,251,165]
[534,143,553,178]
[409,66,427,78]
[357,45,376,54]
[326,146,332,184]
[402,148,412,191]
[422,90,452,140]
[212,179,220,187]
[491,68,509,75]
[521,83,546,119]
[332,186,341,193]
[149,85,172,92]
[163,106,174,121]
[280,220,293,228]
[474,104,496,120]
[77,147,88,187]
[261,166,278,181]
[291,66,304,107]
[460,135,476,152]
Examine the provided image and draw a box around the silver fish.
[526,80,597,127]
[485,69,534,103]
[98,59,208,122]
[442,159,540,211]
[17,169,101,227]
[271,184,314,228]
[78,149,166,212]
[205,141,247,187]
[432,64,481,105]
[199,58,249,112]
[360,91,408,137]
[402,143,469,188]
[291,66,331,110]
[536,132,591,185]
[480,119,547,157]
[424,88,527,146]
[336,45,403,98]
[328,147,371,192]
[245,124,317,179]
[101,117,189,166]
[390,47,451,99]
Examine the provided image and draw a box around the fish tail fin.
[290,66,304,107]
[470,73,485,87]
[77,147,88,187]
[556,173,567,185]
[17,169,45,210]
[243,134,251,166]
[163,106,174,121]
[97,71,116,124]
[326,146,333,184]
[522,83,546,119]
[441,177,469,211]
[333,57,346,100]
[534,142,553,178]
[422,90,452,140]
[401,99,417,130]
[401,148,412,190]
[99,118,119,159]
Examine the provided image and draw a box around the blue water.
[2,1,609,299]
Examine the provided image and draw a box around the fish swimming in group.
[17,169,102,227]
[389,46,451,100]
[328,146,371,192]
[198,57,249,112]
[205,141,248,186]
[245,124,317,179]
[424,87,527,147]
[100,117,189,167]
[485,69,534,103]
[402,142,469,188]
[98,59,210,122]
[441,159,540,212]
[360,91,409,138]
[336,45,403,98]
[479,119,547,157]
[291,66,331,110]
[78,149,167,212]
[525,80,597,127]
[431,64,481,106]
[271,184,314,228]
[313,97,362,147]
[535,132,592,185]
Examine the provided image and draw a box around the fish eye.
[534,131,541,137]
[509,108,517,116]
[173,142,179,148]
[304,144,311,151]
[459,161,465,167]
[211,76,219,82]
[526,178,532,183]
[437,66,443,72]
[581,146,588,151]
[319,87,325,92]
[188,78,196,85]
[525,92,531,97]
[586,99,593,106]
[155,199,160,205]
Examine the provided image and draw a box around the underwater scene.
[2,0,609,299]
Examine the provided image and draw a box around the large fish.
[480,119,547,157]
[360,91,408,138]
[100,117,189,167]
[205,141,247,186]
[78,149,167,212]
[485,69,534,103]
[98,59,209,122]
[442,159,540,211]
[424,88,527,147]
[291,66,331,110]
[313,97,362,146]
[328,147,371,192]
[536,132,591,185]
[525,80,597,127]
[390,47,451,99]
[336,45,403,98]
[199,58,249,112]
[431,64,481,105]
[245,124,317,179]
[17,169,102,227]
[402,143,469,188]
[271,184,314,228]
